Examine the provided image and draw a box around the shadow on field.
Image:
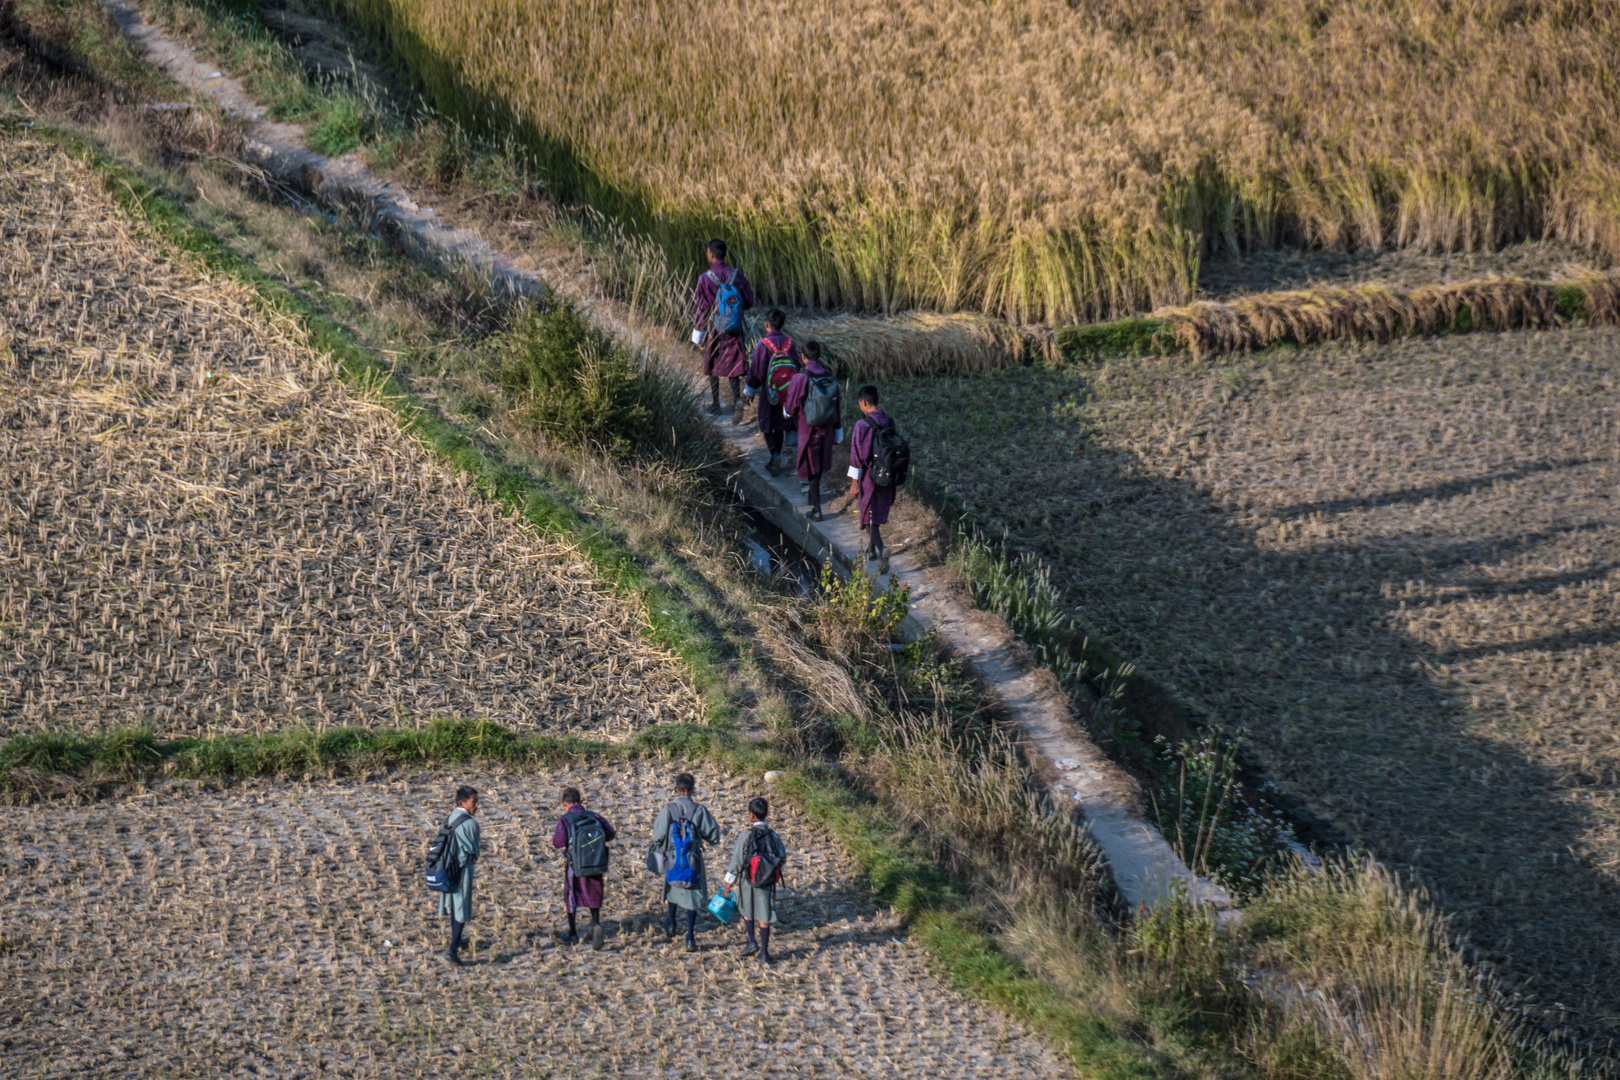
[886,355,1620,1045]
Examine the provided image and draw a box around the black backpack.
[563,808,611,878]
[802,369,841,428]
[744,826,783,888]
[425,811,465,893]
[864,418,910,488]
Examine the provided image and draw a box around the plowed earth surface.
[889,328,1620,1035]
[0,137,690,739]
[0,764,1066,1079]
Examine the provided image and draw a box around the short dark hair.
[673,772,695,794]
[804,340,822,360]
[707,239,727,261]
[857,385,880,407]
[749,796,769,820]
[455,784,478,805]
[765,308,786,332]
[561,786,582,806]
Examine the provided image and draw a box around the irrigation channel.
[94,0,1236,914]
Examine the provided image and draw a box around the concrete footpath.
[98,0,1234,914]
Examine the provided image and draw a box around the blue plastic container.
[706,889,738,924]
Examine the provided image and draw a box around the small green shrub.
[495,292,705,460]
[305,95,377,156]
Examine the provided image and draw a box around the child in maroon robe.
[692,239,755,421]
[744,309,801,474]
[781,341,842,520]
[551,786,617,949]
[847,384,897,573]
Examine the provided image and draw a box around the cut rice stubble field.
[885,330,1620,1039]
[0,763,1069,1078]
[0,136,692,739]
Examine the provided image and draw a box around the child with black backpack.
[846,385,909,574]
[649,772,721,952]
[721,797,788,964]
[551,786,616,949]
[781,341,842,521]
[426,785,480,966]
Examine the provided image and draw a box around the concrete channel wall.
[100,0,1235,914]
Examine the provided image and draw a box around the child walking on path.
[722,797,788,964]
[781,341,841,520]
[693,239,755,422]
[551,786,616,950]
[744,309,801,474]
[848,385,900,574]
[437,785,480,966]
[649,772,721,952]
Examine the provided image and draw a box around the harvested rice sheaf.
[0,138,693,738]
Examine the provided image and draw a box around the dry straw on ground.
[884,326,1620,1039]
[0,137,691,738]
[1158,275,1620,359]
[0,763,1067,1078]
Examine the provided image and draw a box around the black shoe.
[685,936,698,953]
[561,930,578,946]
[663,922,675,941]
[766,454,780,476]
[592,924,604,951]
[877,547,890,575]
[804,507,822,522]
[443,949,463,966]
[741,943,760,958]
[706,401,722,415]
[759,951,774,966]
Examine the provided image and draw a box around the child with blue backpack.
[693,239,755,422]
[649,772,721,952]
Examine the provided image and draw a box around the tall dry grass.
[324,0,1269,322]
[323,0,1620,325]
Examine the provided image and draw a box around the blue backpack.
[665,803,699,888]
[707,269,744,335]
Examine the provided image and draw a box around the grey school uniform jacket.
[436,807,480,923]
[651,796,721,911]
[725,822,788,924]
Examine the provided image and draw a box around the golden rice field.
[0,136,692,738]
[885,328,1620,1037]
[325,0,1620,323]
[0,763,1069,1077]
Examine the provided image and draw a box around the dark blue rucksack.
[425,811,465,893]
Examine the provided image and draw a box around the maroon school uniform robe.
[745,331,801,435]
[693,260,755,378]
[848,410,897,527]
[782,359,839,479]
[552,805,617,913]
